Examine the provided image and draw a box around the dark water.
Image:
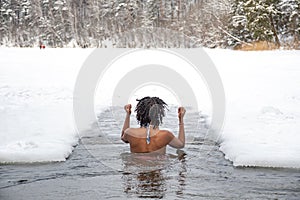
[1,108,300,199]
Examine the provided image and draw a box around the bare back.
[123,128,175,154]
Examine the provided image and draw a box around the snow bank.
[206,49,300,168]
[0,48,92,163]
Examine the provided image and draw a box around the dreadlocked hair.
[135,96,168,128]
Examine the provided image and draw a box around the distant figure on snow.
[39,41,45,49]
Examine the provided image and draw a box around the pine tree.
[231,0,282,47]
[0,0,12,46]
[277,0,300,48]
[229,0,252,46]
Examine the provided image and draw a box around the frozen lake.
[1,48,300,199]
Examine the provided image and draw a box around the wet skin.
[121,103,186,154]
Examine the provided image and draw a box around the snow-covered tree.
[0,0,12,45]
[229,1,252,46]
[229,0,300,48]
[230,0,281,47]
[277,0,300,48]
[7,0,295,48]
[0,0,232,48]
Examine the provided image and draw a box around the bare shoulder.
[159,129,172,134]
[125,127,143,136]
[159,129,175,139]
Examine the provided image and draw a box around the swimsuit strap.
[146,125,151,144]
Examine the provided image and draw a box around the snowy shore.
[0,48,92,162]
[206,49,300,168]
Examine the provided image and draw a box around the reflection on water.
[176,151,187,196]
[121,150,187,199]
[123,169,166,199]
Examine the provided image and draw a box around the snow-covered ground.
[0,48,92,162]
[206,49,300,168]
[0,48,300,169]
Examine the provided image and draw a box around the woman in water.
[121,96,186,154]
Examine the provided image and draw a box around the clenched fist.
[178,107,186,119]
[124,104,132,115]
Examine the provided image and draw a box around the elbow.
[121,132,129,143]
[121,136,129,143]
[121,138,129,143]
[177,143,185,149]
[180,140,185,148]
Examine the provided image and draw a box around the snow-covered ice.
[0,48,300,168]
[206,49,300,168]
[0,48,92,162]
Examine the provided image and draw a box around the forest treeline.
[0,0,299,49]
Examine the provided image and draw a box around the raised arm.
[168,107,186,149]
[121,104,131,143]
